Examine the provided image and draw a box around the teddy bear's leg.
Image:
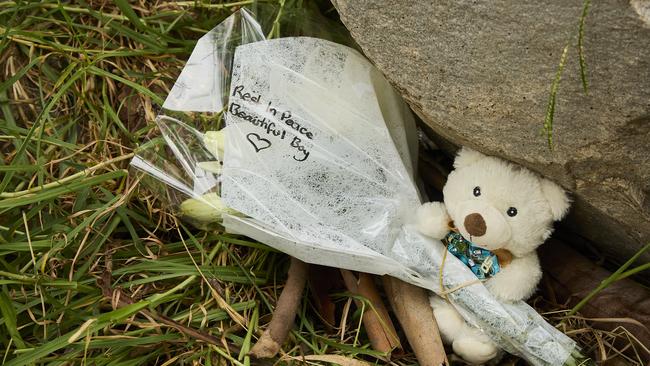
[429,294,498,364]
[452,327,499,365]
[428,295,466,343]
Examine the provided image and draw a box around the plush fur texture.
[417,147,571,364]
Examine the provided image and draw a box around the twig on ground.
[249,257,309,359]
[382,276,448,366]
[340,270,401,354]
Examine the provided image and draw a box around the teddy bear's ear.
[453,147,486,169]
[540,178,571,221]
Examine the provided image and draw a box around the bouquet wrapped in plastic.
[132,8,586,366]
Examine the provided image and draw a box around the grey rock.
[333,0,650,261]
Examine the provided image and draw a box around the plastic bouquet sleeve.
[131,8,588,366]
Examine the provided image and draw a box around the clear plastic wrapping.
[131,8,584,366]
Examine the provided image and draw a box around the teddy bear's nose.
[464,213,487,237]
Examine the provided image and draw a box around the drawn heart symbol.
[246,133,272,153]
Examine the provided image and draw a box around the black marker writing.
[246,133,272,152]
[291,137,310,161]
[229,103,287,139]
[230,84,314,162]
[232,85,261,103]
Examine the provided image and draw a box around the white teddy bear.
[416,147,571,364]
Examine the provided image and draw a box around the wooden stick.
[249,257,309,359]
[382,276,449,366]
[357,273,401,350]
[340,270,401,353]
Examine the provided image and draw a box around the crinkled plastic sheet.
[131,8,581,366]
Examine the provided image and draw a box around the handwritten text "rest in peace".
[229,85,314,161]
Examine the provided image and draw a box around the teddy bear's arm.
[485,253,542,302]
[415,202,451,240]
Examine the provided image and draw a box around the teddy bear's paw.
[452,335,498,365]
[415,202,450,239]
[484,255,541,302]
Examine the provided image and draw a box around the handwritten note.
[228,84,313,162]
[222,37,420,257]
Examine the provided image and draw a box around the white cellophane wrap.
[132,9,579,366]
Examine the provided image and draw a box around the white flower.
[180,192,238,225]
[197,161,222,174]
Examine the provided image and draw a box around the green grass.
[2,1,646,365]
[542,0,591,151]
[0,1,399,365]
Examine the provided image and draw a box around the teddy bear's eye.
[507,207,518,217]
[473,186,481,197]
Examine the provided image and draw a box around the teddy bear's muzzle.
[454,201,512,250]
[464,213,487,237]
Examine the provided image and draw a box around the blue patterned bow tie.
[444,231,501,280]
